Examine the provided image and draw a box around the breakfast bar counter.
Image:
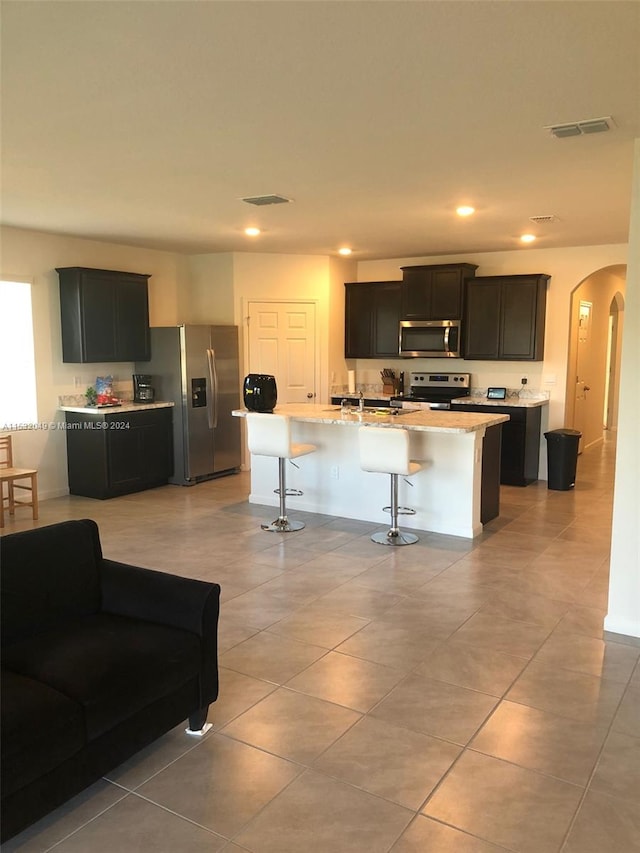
[234,405,508,539]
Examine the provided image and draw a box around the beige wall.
[606,139,640,639]
[328,256,357,391]
[185,253,235,324]
[0,232,352,496]
[0,225,185,498]
[357,245,628,435]
[230,251,332,400]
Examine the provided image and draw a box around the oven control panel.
[409,372,470,389]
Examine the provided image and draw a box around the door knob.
[584,386,591,392]
[307,392,314,399]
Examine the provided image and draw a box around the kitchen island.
[233,404,509,539]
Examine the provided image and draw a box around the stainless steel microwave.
[399,319,462,358]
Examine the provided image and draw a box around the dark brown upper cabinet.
[400,263,478,320]
[345,281,401,358]
[58,267,151,363]
[464,274,549,361]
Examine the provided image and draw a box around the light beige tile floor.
[3,435,640,853]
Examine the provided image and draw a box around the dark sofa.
[1,519,221,843]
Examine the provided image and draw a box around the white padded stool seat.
[247,412,316,461]
[359,427,421,477]
[358,426,421,546]
[246,413,316,532]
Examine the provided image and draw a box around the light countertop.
[332,392,548,408]
[59,402,175,414]
[451,396,549,408]
[233,404,508,434]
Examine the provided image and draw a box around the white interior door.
[574,300,592,451]
[248,302,316,404]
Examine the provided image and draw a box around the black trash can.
[544,429,581,490]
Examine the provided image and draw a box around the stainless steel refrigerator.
[137,325,241,484]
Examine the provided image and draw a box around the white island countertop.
[233,403,508,433]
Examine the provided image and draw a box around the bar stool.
[358,426,421,546]
[246,413,316,532]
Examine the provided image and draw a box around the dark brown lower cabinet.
[481,424,502,522]
[65,408,173,498]
[456,404,542,486]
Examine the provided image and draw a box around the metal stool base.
[261,517,305,532]
[371,473,419,546]
[371,529,419,546]
[382,506,416,516]
[260,459,305,532]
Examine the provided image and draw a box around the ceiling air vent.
[545,116,615,139]
[241,194,292,206]
[529,215,559,224]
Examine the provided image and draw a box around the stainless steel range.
[391,372,471,410]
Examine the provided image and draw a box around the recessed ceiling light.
[338,247,352,256]
[456,206,475,217]
[520,233,536,244]
[244,227,261,237]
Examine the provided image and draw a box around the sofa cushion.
[1,669,85,796]
[1,520,103,644]
[2,613,201,740]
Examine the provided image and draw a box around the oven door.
[399,320,461,358]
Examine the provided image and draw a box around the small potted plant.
[85,386,98,407]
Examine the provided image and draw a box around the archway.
[565,265,626,451]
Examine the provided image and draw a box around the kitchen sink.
[323,407,413,416]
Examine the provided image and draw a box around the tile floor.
[2,437,639,852]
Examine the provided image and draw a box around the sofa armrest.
[99,559,220,704]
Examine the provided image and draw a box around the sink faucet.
[358,391,364,412]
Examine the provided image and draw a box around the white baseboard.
[39,488,71,502]
[603,614,640,640]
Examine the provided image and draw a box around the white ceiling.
[2,1,639,260]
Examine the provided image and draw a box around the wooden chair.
[0,435,39,528]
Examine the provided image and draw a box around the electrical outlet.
[330,465,339,480]
[521,376,528,385]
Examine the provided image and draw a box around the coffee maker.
[132,374,155,403]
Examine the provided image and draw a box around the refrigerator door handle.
[207,348,218,429]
